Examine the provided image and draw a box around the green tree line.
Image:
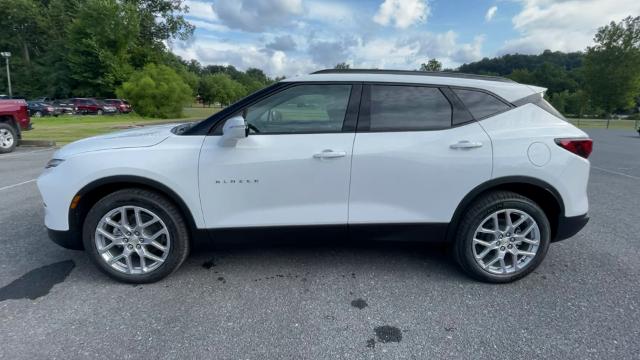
[0,0,277,117]
[458,16,640,118]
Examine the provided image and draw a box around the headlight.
[45,158,65,169]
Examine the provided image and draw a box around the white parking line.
[0,179,37,191]
[0,148,55,159]
[592,166,640,180]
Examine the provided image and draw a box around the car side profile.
[38,69,592,283]
[104,99,133,113]
[69,98,104,115]
[27,101,57,117]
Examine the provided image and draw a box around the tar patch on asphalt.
[374,326,402,343]
[202,259,216,269]
[0,260,75,301]
[351,298,368,309]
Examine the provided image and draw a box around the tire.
[82,188,190,283]
[0,123,17,154]
[34,111,42,117]
[453,191,551,283]
[97,109,103,115]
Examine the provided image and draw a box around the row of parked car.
[27,98,132,117]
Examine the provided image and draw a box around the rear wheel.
[0,123,17,154]
[82,188,190,283]
[453,191,551,283]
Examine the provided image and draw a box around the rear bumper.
[553,214,589,242]
[47,228,83,250]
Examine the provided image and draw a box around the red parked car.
[0,99,32,153]
[69,98,105,115]
[104,99,132,113]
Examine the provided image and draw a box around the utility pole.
[1,52,12,98]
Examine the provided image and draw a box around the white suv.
[38,69,592,283]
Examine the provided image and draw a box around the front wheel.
[82,188,190,283]
[453,191,551,283]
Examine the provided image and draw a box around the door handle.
[313,149,347,159]
[450,140,483,149]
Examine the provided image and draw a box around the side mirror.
[220,116,248,146]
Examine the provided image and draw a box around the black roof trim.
[311,69,516,83]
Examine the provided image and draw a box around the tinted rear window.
[453,89,511,119]
[370,85,452,131]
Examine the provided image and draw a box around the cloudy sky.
[172,0,640,77]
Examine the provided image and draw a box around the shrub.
[117,64,192,118]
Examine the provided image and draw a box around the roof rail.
[311,69,515,83]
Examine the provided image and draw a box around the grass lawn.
[568,118,639,130]
[23,107,220,145]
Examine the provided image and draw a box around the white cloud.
[185,0,218,22]
[188,19,230,33]
[173,1,488,75]
[451,35,485,63]
[213,0,303,32]
[173,39,315,77]
[485,5,497,22]
[352,38,419,69]
[373,0,430,29]
[502,0,640,54]
[305,1,354,24]
[266,35,297,51]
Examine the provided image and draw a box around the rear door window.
[369,85,452,131]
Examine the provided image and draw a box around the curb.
[19,139,57,147]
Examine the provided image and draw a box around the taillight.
[555,138,593,159]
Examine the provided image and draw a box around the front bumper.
[47,228,83,250]
[553,214,589,242]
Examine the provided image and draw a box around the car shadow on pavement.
[187,235,468,283]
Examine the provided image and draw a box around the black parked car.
[27,101,57,117]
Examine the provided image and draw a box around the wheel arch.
[68,175,203,250]
[0,115,20,137]
[447,176,565,243]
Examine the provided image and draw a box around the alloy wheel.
[95,206,171,275]
[0,128,14,149]
[472,209,541,275]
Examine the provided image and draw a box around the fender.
[67,175,206,249]
[446,176,565,242]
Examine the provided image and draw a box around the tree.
[419,59,442,72]
[565,90,591,117]
[123,0,194,43]
[334,62,350,69]
[584,16,640,115]
[117,64,192,118]
[0,0,49,97]
[531,63,578,94]
[199,73,246,107]
[66,0,139,97]
[507,69,535,84]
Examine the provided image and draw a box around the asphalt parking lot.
[1,129,639,359]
